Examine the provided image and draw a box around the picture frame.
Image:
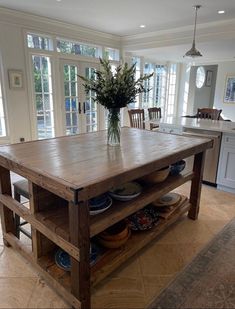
[8,70,23,89]
[205,70,213,87]
[224,75,235,103]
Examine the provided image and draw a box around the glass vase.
[107,108,121,146]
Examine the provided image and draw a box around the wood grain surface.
[0,128,212,199]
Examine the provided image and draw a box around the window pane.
[72,113,77,126]
[66,113,71,127]
[57,39,101,58]
[36,94,43,111]
[63,64,79,135]
[71,98,77,111]
[27,34,52,51]
[32,55,55,139]
[104,48,120,61]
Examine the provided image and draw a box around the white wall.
[0,23,32,143]
[0,8,121,144]
[187,65,218,115]
[214,61,235,121]
[177,63,191,117]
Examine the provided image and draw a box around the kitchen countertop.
[148,117,235,134]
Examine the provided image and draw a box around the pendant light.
[184,5,202,58]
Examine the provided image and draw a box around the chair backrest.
[128,109,145,129]
[148,107,162,120]
[197,108,222,120]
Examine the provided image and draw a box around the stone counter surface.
[151,117,235,134]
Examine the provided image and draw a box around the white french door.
[60,60,102,135]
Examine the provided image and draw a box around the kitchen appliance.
[183,128,221,185]
[159,123,221,185]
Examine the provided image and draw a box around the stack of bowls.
[89,193,112,215]
[97,220,130,248]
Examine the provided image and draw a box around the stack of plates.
[153,193,181,207]
[55,243,100,271]
[89,194,112,215]
[126,206,159,231]
[152,193,185,219]
[109,182,142,201]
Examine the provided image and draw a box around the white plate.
[89,196,112,215]
[109,182,142,201]
[109,191,141,201]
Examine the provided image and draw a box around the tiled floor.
[0,183,235,308]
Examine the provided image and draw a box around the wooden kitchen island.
[0,128,212,309]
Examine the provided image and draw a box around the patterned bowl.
[126,206,159,231]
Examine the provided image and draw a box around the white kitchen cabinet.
[217,133,235,193]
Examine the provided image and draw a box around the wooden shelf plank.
[32,173,193,241]
[0,194,79,260]
[90,173,193,237]
[31,198,190,291]
[91,198,191,286]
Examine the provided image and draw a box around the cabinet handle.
[78,102,81,114]
[83,102,86,114]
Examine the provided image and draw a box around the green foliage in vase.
[78,58,153,109]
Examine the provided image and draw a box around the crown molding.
[123,18,235,40]
[122,18,235,50]
[0,7,121,47]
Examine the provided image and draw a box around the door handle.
[78,102,81,114]
[83,102,86,114]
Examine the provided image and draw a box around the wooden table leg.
[0,166,16,246]
[29,182,58,258]
[188,151,206,220]
[69,194,90,309]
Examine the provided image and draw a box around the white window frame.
[24,29,121,139]
[165,63,179,118]
[27,49,57,140]
[0,55,9,143]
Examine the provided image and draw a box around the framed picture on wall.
[8,70,23,89]
[205,70,213,87]
[224,75,235,103]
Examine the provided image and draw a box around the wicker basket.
[140,166,170,184]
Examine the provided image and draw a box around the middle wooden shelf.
[34,172,193,241]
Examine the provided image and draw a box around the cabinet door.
[217,145,235,188]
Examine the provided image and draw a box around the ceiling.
[134,39,235,64]
[1,0,235,62]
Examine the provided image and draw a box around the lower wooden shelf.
[91,198,190,286]
[37,197,191,290]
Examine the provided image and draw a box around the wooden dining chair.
[128,109,145,129]
[148,107,162,130]
[197,108,222,120]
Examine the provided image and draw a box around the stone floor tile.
[0,277,36,308]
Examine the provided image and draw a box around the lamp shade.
[184,42,202,58]
[184,5,202,58]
